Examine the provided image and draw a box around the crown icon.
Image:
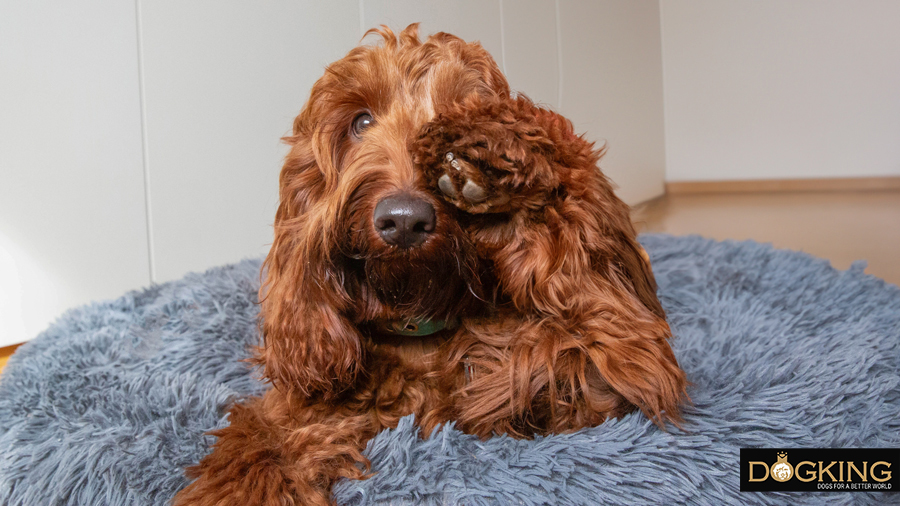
[771,451,793,482]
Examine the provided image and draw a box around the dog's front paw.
[432,151,513,214]
[414,96,563,215]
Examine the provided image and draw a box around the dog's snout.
[373,195,436,248]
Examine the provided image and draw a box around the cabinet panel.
[558,0,666,204]
[0,1,150,346]
[501,0,559,109]
[363,0,504,68]
[139,0,361,283]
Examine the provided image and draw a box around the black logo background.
[740,448,899,492]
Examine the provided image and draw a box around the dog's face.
[260,26,511,393]
[295,26,511,321]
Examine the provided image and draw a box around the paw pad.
[435,152,509,213]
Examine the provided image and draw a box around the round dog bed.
[1,234,897,505]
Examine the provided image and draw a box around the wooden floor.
[1,187,897,377]
[0,345,16,375]
[633,188,900,286]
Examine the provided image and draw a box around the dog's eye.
[351,113,374,138]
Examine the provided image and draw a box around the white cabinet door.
[0,1,150,346]
[558,0,667,205]
[138,0,361,284]
[362,0,505,67]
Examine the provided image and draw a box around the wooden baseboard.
[0,344,21,376]
[666,176,900,194]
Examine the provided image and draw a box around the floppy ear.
[545,112,665,320]
[256,132,363,400]
[575,172,687,426]
[543,114,684,425]
[443,97,686,427]
[551,113,667,321]
[600,205,666,319]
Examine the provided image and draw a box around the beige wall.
[660,0,900,182]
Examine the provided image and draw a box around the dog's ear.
[606,221,666,319]
[258,252,362,399]
[553,120,665,319]
[545,117,685,426]
[460,99,685,427]
[549,110,666,319]
[256,133,363,400]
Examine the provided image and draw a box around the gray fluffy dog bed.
[1,234,898,505]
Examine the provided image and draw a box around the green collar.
[378,318,459,337]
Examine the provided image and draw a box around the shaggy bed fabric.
[0,234,898,505]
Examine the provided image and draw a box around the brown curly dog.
[173,24,687,506]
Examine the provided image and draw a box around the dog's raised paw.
[414,96,565,215]
[435,152,511,214]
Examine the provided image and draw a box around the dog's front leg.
[172,391,375,506]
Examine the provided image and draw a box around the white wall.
[9,1,898,347]
[1,0,667,345]
[0,1,150,347]
[557,1,667,204]
[660,0,900,182]
[138,1,360,283]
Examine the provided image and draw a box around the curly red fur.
[173,24,687,506]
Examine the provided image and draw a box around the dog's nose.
[373,195,436,248]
